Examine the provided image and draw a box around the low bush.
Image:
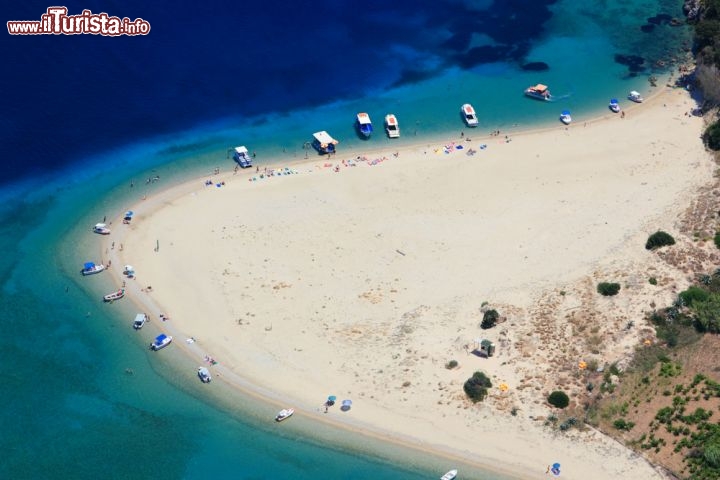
[463,371,492,403]
[646,231,675,250]
[481,309,499,329]
[703,119,720,151]
[548,390,570,409]
[715,231,720,249]
[679,286,710,307]
[597,282,621,296]
[445,360,458,369]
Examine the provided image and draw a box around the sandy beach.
[104,86,713,479]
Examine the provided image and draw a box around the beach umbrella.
[340,399,352,411]
[550,462,561,477]
[125,210,134,218]
[610,98,618,104]
[327,395,337,402]
[561,110,571,116]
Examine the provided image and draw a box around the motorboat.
[198,367,212,383]
[233,146,253,168]
[559,109,572,125]
[609,98,621,113]
[524,83,552,101]
[628,90,644,103]
[384,114,400,138]
[133,313,147,330]
[461,103,478,127]
[103,289,125,302]
[311,131,339,154]
[441,469,458,480]
[150,334,173,351]
[356,113,373,138]
[81,262,105,276]
[93,223,110,235]
[275,408,294,422]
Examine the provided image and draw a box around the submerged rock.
[521,62,549,71]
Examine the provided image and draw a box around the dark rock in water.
[521,62,549,71]
[641,24,655,33]
[455,45,512,69]
[615,54,645,68]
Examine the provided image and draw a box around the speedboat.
[356,113,373,138]
[197,367,212,383]
[275,408,294,422]
[628,90,644,103]
[133,313,147,330]
[559,110,572,125]
[461,104,478,127]
[150,334,173,351]
[524,83,552,101]
[384,114,400,138]
[233,146,253,168]
[103,289,125,302]
[311,131,339,154]
[93,223,110,235]
[81,262,105,276]
[441,469,458,480]
[609,98,621,113]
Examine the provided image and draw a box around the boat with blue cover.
[609,98,620,113]
[150,333,173,351]
[356,112,373,138]
[81,261,105,276]
[559,109,572,125]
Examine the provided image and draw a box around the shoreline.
[99,85,708,480]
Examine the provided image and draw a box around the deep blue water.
[1,1,692,478]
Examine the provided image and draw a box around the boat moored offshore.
[524,83,552,101]
[628,90,644,103]
[150,334,173,351]
[103,289,125,302]
[233,146,253,168]
[311,131,339,154]
[93,223,111,235]
[559,110,572,125]
[461,103,479,127]
[609,98,621,113]
[384,114,400,138]
[81,262,105,276]
[356,113,373,138]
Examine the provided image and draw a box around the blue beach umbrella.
[610,98,618,104]
[561,110,571,116]
[550,462,561,477]
[124,210,134,218]
[327,395,337,402]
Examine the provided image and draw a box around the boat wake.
[548,91,573,102]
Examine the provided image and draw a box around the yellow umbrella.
[578,361,587,370]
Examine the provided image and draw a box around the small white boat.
[133,313,147,330]
[311,131,339,154]
[356,113,373,138]
[609,98,620,113]
[384,114,400,138]
[103,289,125,302]
[93,223,110,235]
[441,469,458,480]
[150,334,173,351]
[461,103,478,127]
[628,90,644,103]
[233,146,253,168]
[275,408,294,422]
[525,83,552,101]
[559,110,572,125]
[198,367,212,383]
[81,262,105,276]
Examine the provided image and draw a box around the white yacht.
[384,114,400,138]
[461,104,478,127]
[628,90,644,103]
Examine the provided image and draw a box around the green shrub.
[445,360,458,369]
[679,286,710,307]
[481,309,499,329]
[645,231,675,250]
[547,390,570,409]
[597,282,621,296]
[613,418,635,431]
[704,119,720,151]
[463,371,492,403]
[649,277,658,285]
[715,231,720,249]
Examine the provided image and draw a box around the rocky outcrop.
[683,0,703,22]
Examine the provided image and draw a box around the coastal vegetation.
[480,309,499,329]
[690,0,720,148]
[463,371,492,402]
[646,230,676,250]
[547,390,570,409]
[597,282,621,296]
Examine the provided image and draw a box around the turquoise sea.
[1,0,692,478]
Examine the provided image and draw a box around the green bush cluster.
[597,282,621,296]
[645,231,675,250]
[481,309,499,329]
[463,371,492,403]
[547,390,570,409]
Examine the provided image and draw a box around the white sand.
[105,87,712,479]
